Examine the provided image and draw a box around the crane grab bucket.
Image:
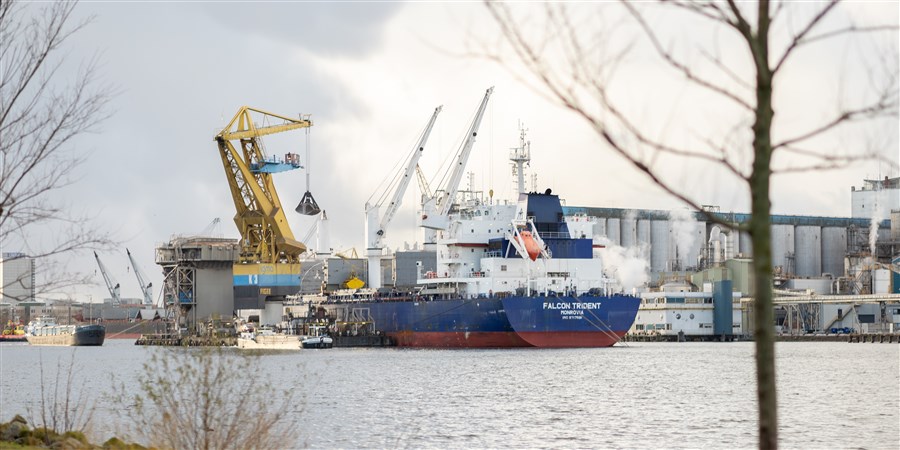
[296,191,321,215]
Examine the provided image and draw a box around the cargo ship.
[25,316,106,346]
[321,128,640,348]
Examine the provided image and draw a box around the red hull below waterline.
[391,331,532,348]
[514,330,628,348]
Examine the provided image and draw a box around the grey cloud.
[199,3,403,58]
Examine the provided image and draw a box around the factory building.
[851,176,898,219]
[1,252,35,303]
[562,206,892,285]
[155,236,239,332]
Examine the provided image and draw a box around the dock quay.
[135,333,236,346]
[847,333,899,343]
[333,335,395,347]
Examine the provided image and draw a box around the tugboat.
[0,321,27,342]
[25,316,106,346]
[300,325,333,349]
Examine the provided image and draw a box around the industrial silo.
[620,217,637,248]
[770,224,796,275]
[794,225,822,277]
[650,220,669,272]
[821,227,847,277]
[738,230,753,257]
[606,218,621,245]
[637,219,651,247]
[592,218,607,239]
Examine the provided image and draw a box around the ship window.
[471,249,474,253]
[501,265,507,271]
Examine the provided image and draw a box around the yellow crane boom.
[214,106,312,263]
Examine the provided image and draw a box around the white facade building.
[1,252,35,303]
[851,176,899,219]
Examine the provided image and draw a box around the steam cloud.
[596,236,650,293]
[869,199,883,255]
[669,208,700,267]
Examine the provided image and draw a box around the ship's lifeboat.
[518,231,541,261]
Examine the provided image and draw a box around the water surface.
[1,340,897,448]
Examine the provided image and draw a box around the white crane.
[94,251,121,306]
[365,106,443,289]
[126,248,154,306]
[419,87,494,243]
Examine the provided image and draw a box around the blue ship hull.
[323,294,639,348]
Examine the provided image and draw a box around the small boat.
[301,335,333,349]
[300,325,333,349]
[0,321,27,342]
[25,316,105,346]
[236,327,302,350]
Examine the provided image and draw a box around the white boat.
[300,325,333,349]
[236,328,302,350]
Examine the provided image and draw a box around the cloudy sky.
[8,1,898,304]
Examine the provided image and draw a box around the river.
[0,340,897,449]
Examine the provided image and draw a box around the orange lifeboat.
[518,231,541,261]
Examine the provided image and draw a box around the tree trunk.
[750,2,778,448]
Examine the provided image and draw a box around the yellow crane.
[214,106,313,308]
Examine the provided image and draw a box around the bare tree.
[484,1,897,448]
[0,0,113,301]
[26,351,97,443]
[115,348,302,450]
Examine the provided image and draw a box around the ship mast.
[510,125,531,196]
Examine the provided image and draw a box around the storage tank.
[794,225,822,277]
[637,219,651,247]
[738,231,753,257]
[784,277,833,294]
[650,220,669,272]
[592,219,607,240]
[770,224,796,274]
[621,217,637,248]
[821,227,847,277]
[713,280,734,337]
[606,218,621,245]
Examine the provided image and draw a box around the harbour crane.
[126,248,153,306]
[94,251,121,306]
[215,106,312,308]
[365,106,442,288]
[419,87,493,246]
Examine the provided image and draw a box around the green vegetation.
[0,415,146,449]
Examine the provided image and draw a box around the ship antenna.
[510,123,530,195]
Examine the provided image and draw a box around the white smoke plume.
[869,199,883,255]
[596,236,650,293]
[669,207,700,267]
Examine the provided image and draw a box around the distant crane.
[365,106,442,288]
[126,248,153,306]
[94,251,121,306]
[419,87,493,246]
